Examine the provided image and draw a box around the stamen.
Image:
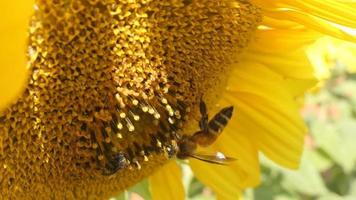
[98,155,104,161]
[156,139,162,148]
[141,103,149,113]
[133,159,141,170]
[129,111,140,121]
[132,99,139,106]
[168,117,175,124]
[119,112,126,119]
[154,113,161,119]
[161,98,168,105]
[166,105,174,116]
[148,107,155,115]
[117,122,123,130]
[125,118,135,132]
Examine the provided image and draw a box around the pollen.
[0,0,261,199]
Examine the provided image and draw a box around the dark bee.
[101,152,129,176]
[176,100,236,165]
[89,128,130,176]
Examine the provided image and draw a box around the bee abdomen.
[208,106,233,134]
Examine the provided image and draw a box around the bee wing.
[190,152,237,165]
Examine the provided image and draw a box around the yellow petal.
[283,0,356,29]
[261,15,302,29]
[254,0,356,29]
[242,49,317,97]
[253,0,356,42]
[264,9,356,43]
[149,161,185,200]
[283,77,317,98]
[217,191,243,200]
[248,28,320,54]
[190,158,244,200]
[226,62,307,168]
[242,27,318,96]
[243,48,315,79]
[0,1,33,111]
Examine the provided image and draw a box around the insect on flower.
[175,99,236,165]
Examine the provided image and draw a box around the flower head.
[0,0,355,199]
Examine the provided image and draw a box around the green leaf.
[311,120,356,173]
[317,193,356,200]
[128,179,152,200]
[316,193,342,200]
[335,120,356,171]
[307,149,333,172]
[330,79,356,101]
[259,154,327,197]
[281,154,328,196]
[350,178,356,196]
[113,191,129,200]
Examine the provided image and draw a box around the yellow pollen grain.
[168,117,175,125]
[117,123,123,130]
[133,115,140,121]
[156,140,162,148]
[141,105,149,112]
[119,113,126,118]
[161,98,168,105]
[132,99,139,106]
[128,125,135,132]
[148,108,155,115]
[154,113,161,119]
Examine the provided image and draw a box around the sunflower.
[0,0,355,199]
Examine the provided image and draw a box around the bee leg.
[199,99,209,132]
[100,128,114,158]
[90,131,106,170]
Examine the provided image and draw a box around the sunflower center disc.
[0,0,261,199]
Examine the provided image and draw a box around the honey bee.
[176,100,236,165]
[97,99,235,176]
[101,152,129,176]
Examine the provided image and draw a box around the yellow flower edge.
[0,1,33,111]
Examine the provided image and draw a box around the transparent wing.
[190,151,237,165]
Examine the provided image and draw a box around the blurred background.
[112,37,356,200]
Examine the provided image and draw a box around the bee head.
[176,136,198,160]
